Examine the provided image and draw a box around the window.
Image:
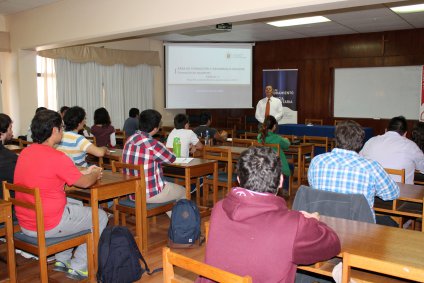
[36,56,57,110]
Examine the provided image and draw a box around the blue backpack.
[97,226,161,283]
[168,199,202,248]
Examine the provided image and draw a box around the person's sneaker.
[53,260,71,273]
[66,268,88,280]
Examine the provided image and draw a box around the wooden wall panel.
[187,28,424,135]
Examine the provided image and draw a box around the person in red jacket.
[200,146,341,283]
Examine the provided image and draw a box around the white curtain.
[54,58,153,128]
[37,56,57,110]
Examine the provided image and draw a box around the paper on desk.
[174,158,193,163]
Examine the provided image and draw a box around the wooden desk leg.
[134,180,143,253]
[6,204,16,283]
[91,189,99,272]
[185,168,191,200]
[213,162,218,205]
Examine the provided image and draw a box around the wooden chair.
[384,168,405,184]
[303,136,329,153]
[334,119,343,126]
[18,139,33,147]
[202,146,238,205]
[2,181,95,282]
[281,134,295,143]
[231,138,257,148]
[226,117,243,131]
[163,247,252,283]
[111,161,175,253]
[342,252,424,283]
[244,115,258,132]
[305,119,323,125]
[242,132,258,140]
[114,129,127,146]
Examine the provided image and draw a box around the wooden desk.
[374,182,424,231]
[67,171,140,270]
[322,215,424,281]
[4,144,23,153]
[0,200,16,282]
[213,145,247,161]
[163,158,218,200]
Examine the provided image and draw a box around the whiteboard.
[334,66,422,119]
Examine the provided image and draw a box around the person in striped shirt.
[57,106,108,167]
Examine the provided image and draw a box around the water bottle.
[173,137,181,157]
[205,130,210,146]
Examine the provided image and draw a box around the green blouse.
[257,131,291,176]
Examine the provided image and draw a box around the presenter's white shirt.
[255,96,284,124]
[359,131,424,184]
[166,128,200,158]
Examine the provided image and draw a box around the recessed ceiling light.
[267,16,330,27]
[391,4,424,13]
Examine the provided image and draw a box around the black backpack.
[97,226,161,283]
[168,199,202,248]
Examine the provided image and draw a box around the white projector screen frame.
[334,66,423,119]
[164,42,253,109]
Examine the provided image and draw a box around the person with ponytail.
[257,115,291,185]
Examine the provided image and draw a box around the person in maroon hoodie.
[200,146,341,283]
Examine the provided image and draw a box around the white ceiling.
[1,0,424,43]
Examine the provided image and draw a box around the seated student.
[0,113,18,197]
[199,146,340,282]
[122,109,185,210]
[123,108,140,137]
[56,106,108,167]
[308,120,400,225]
[257,115,291,188]
[59,106,69,119]
[166,114,203,157]
[360,116,424,184]
[27,107,47,141]
[193,112,227,143]
[412,122,424,183]
[91,107,116,147]
[14,109,107,280]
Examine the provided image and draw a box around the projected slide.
[165,43,253,109]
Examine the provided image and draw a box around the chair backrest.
[293,185,375,223]
[334,120,343,126]
[303,136,329,153]
[202,146,233,188]
[231,138,256,147]
[163,247,252,283]
[243,132,258,139]
[2,182,48,247]
[112,161,146,200]
[18,139,33,147]
[281,134,295,142]
[305,118,323,125]
[341,252,423,283]
[85,135,97,145]
[384,168,405,184]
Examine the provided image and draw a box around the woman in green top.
[257,115,291,178]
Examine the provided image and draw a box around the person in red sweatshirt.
[200,146,341,283]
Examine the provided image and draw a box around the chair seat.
[14,229,91,247]
[206,172,237,182]
[119,198,175,210]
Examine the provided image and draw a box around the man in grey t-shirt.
[123,108,139,137]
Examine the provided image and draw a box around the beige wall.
[2,0,400,134]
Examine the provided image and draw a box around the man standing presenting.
[360,116,424,184]
[255,85,284,124]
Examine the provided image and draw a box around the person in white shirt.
[360,116,424,184]
[255,85,284,124]
[166,114,203,158]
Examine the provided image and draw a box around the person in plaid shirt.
[122,109,185,212]
[308,120,399,225]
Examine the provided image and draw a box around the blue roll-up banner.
[263,69,298,124]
